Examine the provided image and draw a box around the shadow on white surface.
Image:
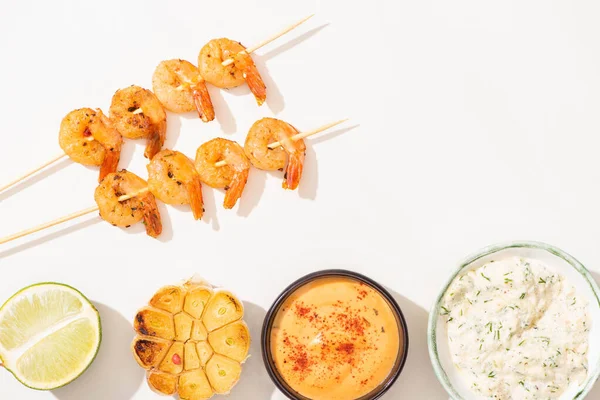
[0,157,72,203]
[209,86,237,135]
[261,24,329,63]
[227,301,276,399]
[309,124,359,146]
[52,303,143,400]
[164,111,183,149]
[386,290,447,398]
[201,184,220,231]
[252,55,284,115]
[297,124,359,201]
[120,220,147,237]
[0,217,101,260]
[117,139,137,173]
[299,143,317,200]
[238,169,267,217]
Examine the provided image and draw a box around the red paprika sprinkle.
[172,353,181,365]
[337,343,355,354]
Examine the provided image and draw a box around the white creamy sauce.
[442,257,590,399]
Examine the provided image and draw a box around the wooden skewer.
[0,187,151,245]
[0,205,99,245]
[269,119,348,149]
[214,119,348,167]
[118,188,148,202]
[0,153,68,194]
[221,14,315,67]
[0,133,99,195]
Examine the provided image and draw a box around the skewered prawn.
[147,150,204,220]
[198,38,266,106]
[109,85,167,159]
[58,108,123,182]
[194,138,250,209]
[152,59,215,122]
[244,117,306,190]
[94,170,162,238]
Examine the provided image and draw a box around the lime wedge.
[0,283,101,390]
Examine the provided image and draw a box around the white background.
[1,0,600,399]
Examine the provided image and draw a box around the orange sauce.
[270,277,401,400]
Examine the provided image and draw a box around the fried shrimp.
[94,170,162,238]
[58,108,123,182]
[109,85,167,159]
[244,118,306,190]
[147,150,204,220]
[198,38,266,106]
[194,138,250,209]
[152,59,215,122]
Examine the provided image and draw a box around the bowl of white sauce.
[428,241,600,399]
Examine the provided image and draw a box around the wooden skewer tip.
[268,118,349,149]
[221,13,315,67]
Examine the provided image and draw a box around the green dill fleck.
[539,277,546,284]
[481,273,491,281]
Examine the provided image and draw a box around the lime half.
[0,283,101,390]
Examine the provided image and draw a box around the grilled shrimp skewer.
[152,59,215,123]
[195,138,250,209]
[94,170,162,238]
[197,15,313,107]
[198,38,267,106]
[0,118,349,244]
[0,108,123,194]
[0,15,315,195]
[244,118,306,190]
[147,150,204,220]
[109,85,167,159]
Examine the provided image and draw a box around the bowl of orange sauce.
[262,270,409,400]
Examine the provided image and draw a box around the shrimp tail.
[223,169,249,209]
[144,121,166,159]
[94,110,123,182]
[192,82,215,123]
[186,177,204,220]
[140,195,163,238]
[283,152,305,190]
[98,146,121,182]
[244,64,266,106]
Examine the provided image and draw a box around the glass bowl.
[428,241,600,399]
